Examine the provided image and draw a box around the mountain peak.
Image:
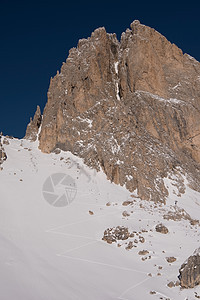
[26,21,200,202]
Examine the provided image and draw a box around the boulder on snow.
[138,250,149,255]
[166,256,177,263]
[155,223,169,234]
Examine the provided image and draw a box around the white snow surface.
[114,61,120,100]
[114,62,119,75]
[0,137,200,300]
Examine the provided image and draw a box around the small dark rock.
[166,257,176,263]
[167,281,175,288]
[155,223,169,234]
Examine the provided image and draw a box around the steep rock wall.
[26,21,200,202]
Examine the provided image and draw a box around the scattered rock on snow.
[167,281,175,288]
[102,226,130,244]
[166,257,177,263]
[122,211,130,217]
[175,280,180,286]
[126,241,134,250]
[139,236,145,243]
[3,138,9,145]
[138,250,149,255]
[53,148,61,154]
[195,292,200,298]
[122,200,133,206]
[155,223,169,234]
[190,219,199,226]
[163,207,199,226]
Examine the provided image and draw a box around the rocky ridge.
[26,20,200,202]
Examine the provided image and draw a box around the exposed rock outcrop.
[0,135,7,166]
[26,20,200,202]
[102,226,130,244]
[155,223,169,234]
[178,248,200,288]
[25,106,42,141]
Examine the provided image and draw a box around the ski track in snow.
[1,137,200,300]
[46,208,168,299]
[117,277,151,300]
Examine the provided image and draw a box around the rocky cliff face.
[178,248,200,288]
[26,20,200,202]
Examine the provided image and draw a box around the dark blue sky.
[1,1,200,138]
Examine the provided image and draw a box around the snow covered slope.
[0,137,199,300]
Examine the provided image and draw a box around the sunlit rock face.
[179,248,200,288]
[25,105,42,141]
[28,20,200,202]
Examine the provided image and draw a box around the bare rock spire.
[25,105,42,141]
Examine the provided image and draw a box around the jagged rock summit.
[26,20,200,202]
[25,105,42,141]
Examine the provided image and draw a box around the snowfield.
[0,137,199,300]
